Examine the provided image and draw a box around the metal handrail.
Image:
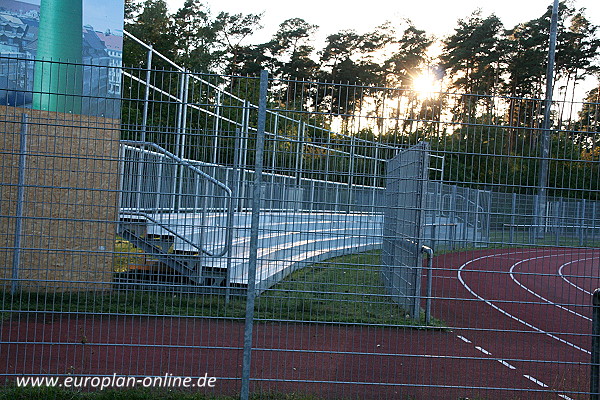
[119,210,203,255]
[122,29,406,163]
[120,140,234,258]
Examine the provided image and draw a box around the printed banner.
[0,0,124,117]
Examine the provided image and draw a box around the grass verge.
[2,251,442,328]
[256,251,444,327]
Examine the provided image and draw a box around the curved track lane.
[435,247,599,399]
[1,247,598,399]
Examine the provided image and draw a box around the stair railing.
[119,140,234,258]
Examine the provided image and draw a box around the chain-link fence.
[1,32,600,399]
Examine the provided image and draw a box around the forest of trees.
[122,0,600,198]
[124,0,599,101]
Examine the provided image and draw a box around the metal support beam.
[536,0,559,239]
[591,288,600,400]
[422,245,434,325]
[241,70,269,400]
[11,114,28,295]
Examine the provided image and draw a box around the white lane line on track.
[523,374,549,387]
[456,333,570,396]
[497,359,516,370]
[457,334,517,373]
[457,250,593,355]
[456,335,472,343]
[457,334,517,371]
[558,257,599,296]
[558,394,575,400]
[509,255,592,322]
[455,334,561,396]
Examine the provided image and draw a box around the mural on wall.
[0,0,124,117]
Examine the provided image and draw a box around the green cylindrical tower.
[32,0,83,114]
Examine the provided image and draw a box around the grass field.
[255,251,442,327]
[2,251,441,328]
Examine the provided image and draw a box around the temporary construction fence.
[1,31,600,400]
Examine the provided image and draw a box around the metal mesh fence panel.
[1,33,600,400]
[382,142,430,318]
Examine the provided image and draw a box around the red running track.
[432,247,599,400]
[0,247,598,399]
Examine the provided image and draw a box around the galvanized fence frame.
[382,142,430,319]
[0,31,600,399]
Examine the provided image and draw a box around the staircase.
[115,141,234,290]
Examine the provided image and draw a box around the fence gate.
[382,142,430,319]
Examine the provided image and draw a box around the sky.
[164,0,600,96]
[84,0,125,33]
[18,0,124,33]
[165,0,600,43]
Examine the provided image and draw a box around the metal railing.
[119,140,234,258]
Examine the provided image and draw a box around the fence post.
[473,189,480,246]
[347,135,356,214]
[240,102,250,210]
[579,199,585,246]
[295,122,304,186]
[451,185,462,248]
[11,113,28,295]
[176,71,190,210]
[141,46,152,142]
[412,143,430,320]
[240,70,268,400]
[593,204,598,242]
[422,245,434,325]
[591,288,600,400]
[510,192,516,244]
[372,144,379,214]
[213,90,222,166]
